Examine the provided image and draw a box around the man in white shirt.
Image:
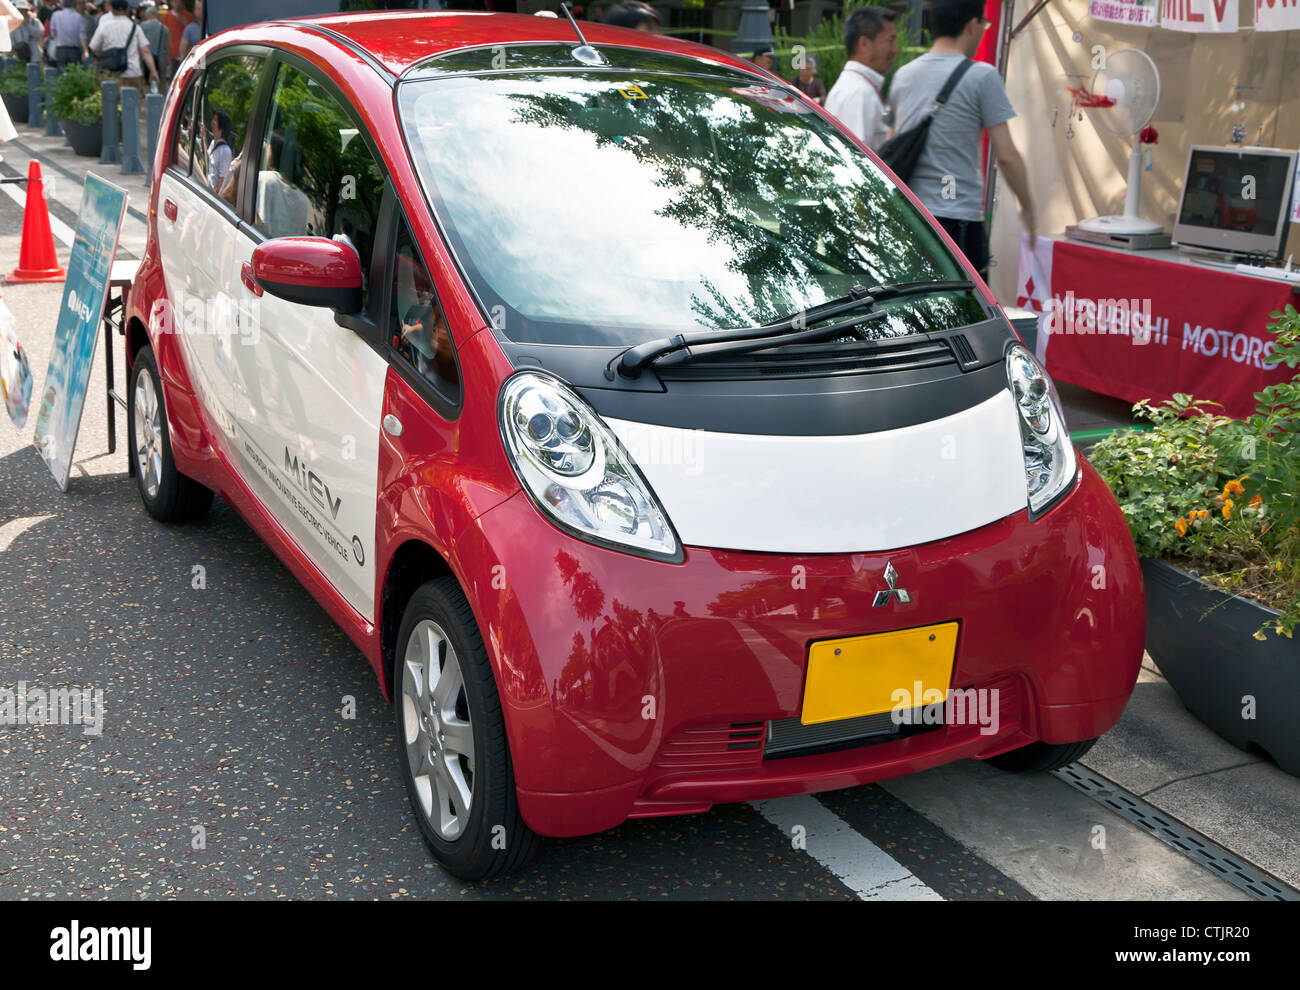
[88,0,159,90]
[824,7,898,151]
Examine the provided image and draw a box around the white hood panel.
[605,390,1028,554]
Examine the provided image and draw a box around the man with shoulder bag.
[882,0,1035,280]
[89,0,158,92]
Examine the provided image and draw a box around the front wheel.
[986,737,1099,773]
[395,578,538,879]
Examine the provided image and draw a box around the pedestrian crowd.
[5,0,202,90]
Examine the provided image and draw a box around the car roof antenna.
[559,2,609,67]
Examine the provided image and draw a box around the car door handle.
[163,198,178,221]
[241,262,263,297]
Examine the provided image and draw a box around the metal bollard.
[43,66,61,138]
[26,61,41,128]
[145,93,165,187]
[100,80,121,165]
[120,85,144,175]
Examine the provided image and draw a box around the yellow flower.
[1175,517,1188,536]
[1276,561,1285,572]
[1253,630,1268,641]
[1249,494,1263,509]
[1193,509,1210,523]
[1222,499,1234,519]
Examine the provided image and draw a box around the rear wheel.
[986,737,1099,773]
[129,346,213,522]
[395,578,538,879]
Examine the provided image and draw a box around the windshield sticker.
[728,85,813,115]
[617,84,648,100]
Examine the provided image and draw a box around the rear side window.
[252,62,385,301]
[193,54,266,204]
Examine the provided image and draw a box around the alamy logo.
[0,681,103,736]
[50,921,151,970]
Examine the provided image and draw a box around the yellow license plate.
[801,623,959,726]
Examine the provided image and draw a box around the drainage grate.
[1052,763,1300,902]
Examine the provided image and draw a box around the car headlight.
[1005,344,1076,515]
[499,372,681,561]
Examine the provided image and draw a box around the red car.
[125,9,1145,878]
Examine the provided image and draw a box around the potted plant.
[44,64,102,157]
[1,61,29,125]
[1089,305,1300,775]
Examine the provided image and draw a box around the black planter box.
[2,91,28,125]
[1143,557,1300,777]
[61,117,102,157]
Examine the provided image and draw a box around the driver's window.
[254,62,385,305]
[391,215,459,404]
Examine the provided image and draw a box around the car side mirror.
[251,236,363,315]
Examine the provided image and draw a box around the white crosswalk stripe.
[1,180,78,248]
[752,794,944,900]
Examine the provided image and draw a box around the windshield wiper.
[652,309,892,368]
[611,280,973,378]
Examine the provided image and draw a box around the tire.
[986,737,1099,773]
[128,347,214,523]
[395,577,538,879]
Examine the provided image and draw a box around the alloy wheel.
[133,370,163,500]
[401,619,476,841]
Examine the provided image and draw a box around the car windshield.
[398,66,983,347]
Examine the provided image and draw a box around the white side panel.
[156,174,240,450]
[229,233,386,621]
[606,390,1028,554]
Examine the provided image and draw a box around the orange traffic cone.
[6,161,66,284]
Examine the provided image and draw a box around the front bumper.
[452,457,1144,837]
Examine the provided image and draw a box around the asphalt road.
[0,158,1251,901]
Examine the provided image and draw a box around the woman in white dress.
[0,0,26,155]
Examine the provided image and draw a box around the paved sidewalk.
[2,128,151,263]
[1083,656,1300,890]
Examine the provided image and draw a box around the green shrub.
[1090,306,1300,639]
[773,3,925,97]
[68,90,103,127]
[44,64,101,123]
[0,62,29,98]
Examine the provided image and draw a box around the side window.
[253,63,385,301]
[172,80,196,172]
[391,216,460,404]
[193,54,266,205]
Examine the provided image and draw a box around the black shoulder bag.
[99,22,138,74]
[877,58,974,184]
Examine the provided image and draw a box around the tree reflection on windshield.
[401,72,975,346]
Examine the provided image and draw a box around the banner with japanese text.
[1088,0,1160,25]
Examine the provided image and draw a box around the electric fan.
[1076,48,1163,236]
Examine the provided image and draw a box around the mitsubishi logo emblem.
[872,561,911,607]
